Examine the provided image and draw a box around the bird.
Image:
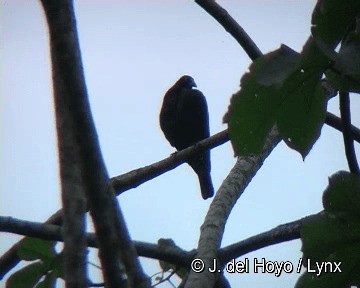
[159,75,214,199]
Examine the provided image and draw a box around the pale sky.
[1,1,359,287]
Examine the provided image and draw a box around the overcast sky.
[1,0,359,287]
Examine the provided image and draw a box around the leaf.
[276,39,328,158]
[225,43,328,157]
[295,242,360,288]
[276,68,326,158]
[224,48,284,155]
[17,238,56,262]
[326,72,360,94]
[301,213,360,263]
[322,171,360,217]
[297,171,360,288]
[6,262,46,288]
[335,34,360,77]
[325,34,360,93]
[256,44,301,86]
[34,272,57,288]
[311,0,360,48]
[52,254,64,279]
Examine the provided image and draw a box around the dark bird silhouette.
[160,75,214,199]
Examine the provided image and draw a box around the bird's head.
[177,75,197,89]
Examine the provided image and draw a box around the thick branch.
[40,1,149,287]
[40,1,88,287]
[189,2,268,285]
[186,126,281,288]
[0,216,193,268]
[339,91,360,175]
[0,213,321,268]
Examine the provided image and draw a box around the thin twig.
[151,269,177,288]
[112,130,228,194]
[339,91,360,175]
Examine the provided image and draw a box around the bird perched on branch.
[160,75,214,199]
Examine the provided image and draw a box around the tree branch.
[194,0,262,61]
[186,126,281,288]
[219,213,321,263]
[40,1,88,287]
[111,130,228,193]
[1,112,359,280]
[339,91,360,176]
[42,1,87,288]
[0,213,321,268]
[39,1,149,287]
[326,112,360,143]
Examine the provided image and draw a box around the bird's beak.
[192,79,197,88]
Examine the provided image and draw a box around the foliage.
[221,0,360,286]
[296,172,360,287]
[224,42,327,158]
[6,238,62,288]
[225,0,360,158]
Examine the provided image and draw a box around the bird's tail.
[198,170,214,200]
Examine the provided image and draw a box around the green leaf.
[322,171,360,217]
[224,48,284,155]
[325,34,360,93]
[34,272,56,288]
[335,34,360,76]
[312,0,360,48]
[225,43,328,157]
[295,242,360,288]
[255,45,301,86]
[276,39,328,158]
[6,262,46,288]
[298,214,360,288]
[326,71,360,94]
[52,254,64,279]
[17,238,56,262]
[301,213,360,263]
[297,171,360,288]
[276,68,326,158]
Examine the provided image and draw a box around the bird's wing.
[177,89,210,145]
